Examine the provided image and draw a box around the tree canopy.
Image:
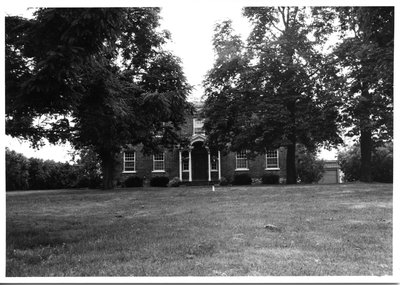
[6,8,192,189]
[332,7,393,182]
[203,7,342,184]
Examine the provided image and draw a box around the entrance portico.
[178,135,221,182]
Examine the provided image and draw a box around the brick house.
[120,104,287,184]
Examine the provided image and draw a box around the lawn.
[6,183,392,276]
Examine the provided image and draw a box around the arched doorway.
[191,141,208,181]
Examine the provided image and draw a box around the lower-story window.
[153,153,165,172]
[266,149,279,169]
[236,150,248,170]
[123,152,136,173]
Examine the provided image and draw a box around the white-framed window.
[193,118,204,135]
[236,150,249,170]
[266,149,279,169]
[182,151,189,172]
[123,152,136,173]
[153,153,165,172]
[211,155,218,171]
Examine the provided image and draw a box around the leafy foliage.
[233,173,252,185]
[331,7,394,182]
[338,143,392,183]
[261,173,280,185]
[124,176,144,187]
[5,8,192,189]
[168,177,181,187]
[6,148,30,191]
[203,8,342,184]
[150,176,170,187]
[219,177,229,186]
[5,148,103,191]
[295,145,325,184]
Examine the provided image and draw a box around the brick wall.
[220,148,287,181]
[119,109,288,184]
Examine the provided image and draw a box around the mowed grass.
[6,183,392,276]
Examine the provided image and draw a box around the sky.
[3,2,372,162]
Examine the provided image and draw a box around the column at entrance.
[207,147,211,182]
[188,148,192,182]
[179,150,182,181]
[218,151,221,180]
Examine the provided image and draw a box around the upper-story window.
[123,152,136,173]
[193,118,204,135]
[266,149,279,169]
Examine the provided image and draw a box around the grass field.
[6,183,392,276]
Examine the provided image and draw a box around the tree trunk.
[359,128,373,182]
[100,151,118,190]
[359,86,373,183]
[286,143,297,184]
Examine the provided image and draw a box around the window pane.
[266,150,279,168]
[124,152,135,171]
[193,118,204,134]
[154,153,165,171]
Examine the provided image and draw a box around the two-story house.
[120,103,287,184]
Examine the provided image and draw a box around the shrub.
[338,142,393,183]
[124,176,143,187]
[233,173,252,185]
[168,177,181,187]
[219,177,229,186]
[6,148,30,191]
[296,145,325,183]
[262,173,280,184]
[150,176,169,187]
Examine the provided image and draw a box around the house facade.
[120,104,287,184]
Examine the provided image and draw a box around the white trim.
[218,151,221,180]
[235,168,250,171]
[151,170,166,173]
[189,149,192,182]
[265,149,280,170]
[208,150,211,181]
[179,150,182,181]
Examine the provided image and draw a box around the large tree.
[333,7,393,182]
[6,8,192,189]
[203,8,342,184]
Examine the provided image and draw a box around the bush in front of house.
[150,176,170,187]
[262,173,280,184]
[124,176,143,187]
[233,173,252,185]
[219,177,229,186]
[168,177,181,187]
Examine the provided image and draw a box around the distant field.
[6,183,392,276]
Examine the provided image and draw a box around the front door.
[191,142,208,181]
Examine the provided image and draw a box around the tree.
[203,8,342,184]
[338,142,392,183]
[296,145,325,184]
[6,8,192,189]
[5,148,30,191]
[333,7,393,182]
